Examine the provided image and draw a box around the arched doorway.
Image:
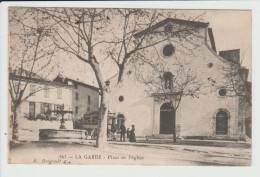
[117,114,125,126]
[216,110,229,135]
[160,102,175,134]
[110,114,125,133]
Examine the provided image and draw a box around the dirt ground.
[9,141,251,166]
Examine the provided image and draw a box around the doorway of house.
[160,102,175,134]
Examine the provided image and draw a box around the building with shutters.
[9,70,73,140]
[53,75,100,121]
[9,71,99,141]
[9,70,73,120]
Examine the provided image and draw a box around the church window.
[163,44,175,57]
[127,70,132,75]
[208,63,213,68]
[119,96,124,102]
[219,89,227,96]
[163,72,173,89]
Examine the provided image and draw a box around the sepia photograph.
[6,6,252,166]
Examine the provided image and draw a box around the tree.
[9,8,57,140]
[106,9,206,83]
[104,9,164,83]
[215,55,251,107]
[26,7,174,148]
[11,7,206,147]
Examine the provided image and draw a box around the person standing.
[126,128,130,140]
[129,125,136,142]
[120,122,126,142]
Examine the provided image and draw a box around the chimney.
[219,49,240,63]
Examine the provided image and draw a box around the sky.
[8,8,251,87]
[204,10,251,74]
[59,9,251,86]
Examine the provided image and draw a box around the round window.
[208,63,213,68]
[119,96,124,102]
[219,89,227,96]
[163,44,175,57]
[127,70,132,75]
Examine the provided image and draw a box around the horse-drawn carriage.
[74,111,99,140]
[75,111,125,141]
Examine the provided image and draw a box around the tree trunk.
[89,60,108,148]
[96,92,108,149]
[96,106,108,148]
[173,110,176,143]
[12,106,19,141]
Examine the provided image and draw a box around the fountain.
[39,105,86,141]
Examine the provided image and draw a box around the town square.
[6,6,252,166]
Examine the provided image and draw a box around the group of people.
[119,123,136,142]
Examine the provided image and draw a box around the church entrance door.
[160,102,175,134]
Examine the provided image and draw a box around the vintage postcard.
[7,6,251,166]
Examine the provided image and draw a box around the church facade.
[107,18,249,140]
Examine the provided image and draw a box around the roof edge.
[134,18,209,38]
[54,75,99,91]
[9,74,73,88]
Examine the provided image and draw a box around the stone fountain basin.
[39,129,86,140]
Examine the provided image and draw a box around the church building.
[107,18,250,140]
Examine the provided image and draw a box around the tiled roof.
[9,69,72,88]
[54,75,99,91]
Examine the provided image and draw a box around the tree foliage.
[9,8,58,140]
[9,7,206,146]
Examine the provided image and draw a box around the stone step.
[147,134,176,139]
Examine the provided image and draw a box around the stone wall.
[179,94,239,139]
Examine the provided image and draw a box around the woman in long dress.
[129,125,136,142]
